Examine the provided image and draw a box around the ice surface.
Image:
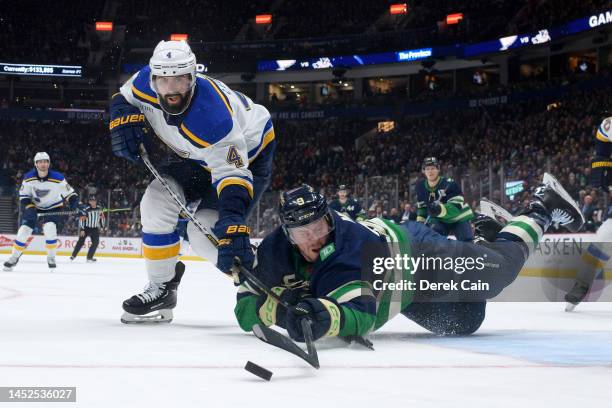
[0,255,611,407]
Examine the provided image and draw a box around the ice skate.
[48,257,56,272]
[534,173,584,233]
[564,280,592,312]
[3,254,21,272]
[121,261,185,324]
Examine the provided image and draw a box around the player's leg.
[71,231,87,260]
[87,228,100,262]
[42,222,58,271]
[565,218,612,310]
[450,220,474,241]
[401,301,486,335]
[430,221,450,237]
[121,176,184,324]
[3,208,37,271]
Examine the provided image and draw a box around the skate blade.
[542,173,584,225]
[121,309,174,324]
[565,302,577,312]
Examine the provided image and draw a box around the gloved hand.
[256,286,311,327]
[427,200,443,217]
[109,94,149,163]
[286,298,342,342]
[213,216,254,275]
[590,157,612,189]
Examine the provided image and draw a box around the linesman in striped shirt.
[70,196,105,262]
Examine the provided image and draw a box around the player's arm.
[354,200,367,221]
[592,117,612,188]
[203,121,255,273]
[58,178,79,209]
[108,72,149,163]
[18,181,34,210]
[415,183,428,222]
[429,179,474,223]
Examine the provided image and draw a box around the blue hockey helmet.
[279,184,334,244]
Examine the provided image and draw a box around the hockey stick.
[37,207,132,217]
[231,260,319,367]
[138,144,219,248]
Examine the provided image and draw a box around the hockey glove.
[213,216,254,275]
[286,298,343,342]
[590,156,612,189]
[21,205,37,225]
[109,94,148,163]
[427,200,443,217]
[256,286,310,327]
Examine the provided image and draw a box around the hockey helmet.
[279,184,334,244]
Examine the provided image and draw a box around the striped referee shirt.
[79,206,104,229]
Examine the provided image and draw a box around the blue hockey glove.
[286,298,343,342]
[109,94,149,163]
[213,216,254,275]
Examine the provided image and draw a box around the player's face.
[35,160,50,173]
[289,217,331,262]
[153,74,192,107]
[423,166,440,181]
[338,189,348,199]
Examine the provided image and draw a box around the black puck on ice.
[245,361,273,381]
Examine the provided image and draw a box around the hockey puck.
[245,361,273,381]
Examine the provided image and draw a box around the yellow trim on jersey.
[131,85,159,104]
[180,123,211,148]
[23,177,37,182]
[111,92,122,98]
[204,77,233,116]
[249,128,276,163]
[592,161,612,168]
[200,164,211,172]
[25,204,35,209]
[217,177,254,198]
[47,178,63,183]
[142,243,180,260]
[596,130,610,142]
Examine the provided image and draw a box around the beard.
[160,92,191,115]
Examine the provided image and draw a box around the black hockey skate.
[564,280,591,312]
[121,261,185,324]
[3,254,21,272]
[473,213,505,243]
[48,257,56,272]
[532,173,584,233]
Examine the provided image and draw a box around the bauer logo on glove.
[109,113,146,130]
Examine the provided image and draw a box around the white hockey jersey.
[19,169,77,210]
[116,66,274,198]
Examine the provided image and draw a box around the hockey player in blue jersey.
[3,152,80,272]
[235,177,583,342]
[328,184,366,221]
[415,157,474,241]
[110,40,276,323]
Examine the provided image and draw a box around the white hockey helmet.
[149,40,197,115]
[33,152,50,165]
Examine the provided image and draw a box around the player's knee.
[434,302,486,336]
[141,179,183,232]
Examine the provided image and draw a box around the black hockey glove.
[256,286,310,328]
[286,298,343,342]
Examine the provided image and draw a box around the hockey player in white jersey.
[3,152,80,272]
[109,40,276,323]
[565,116,612,310]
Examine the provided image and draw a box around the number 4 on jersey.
[226,145,244,168]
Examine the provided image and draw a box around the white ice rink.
[1,255,611,407]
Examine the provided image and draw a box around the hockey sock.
[496,215,544,255]
[142,231,180,283]
[11,225,33,259]
[43,222,58,259]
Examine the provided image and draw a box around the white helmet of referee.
[149,40,197,115]
[33,152,50,165]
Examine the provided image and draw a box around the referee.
[70,196,105,262]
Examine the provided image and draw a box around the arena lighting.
[390,3,407,15]
[95,21,113,31]
[256,14,272,24]
[170,33,188,41]
[446,13,463,25]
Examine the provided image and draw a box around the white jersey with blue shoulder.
[20,169,77,210]
[118,66,274,198]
